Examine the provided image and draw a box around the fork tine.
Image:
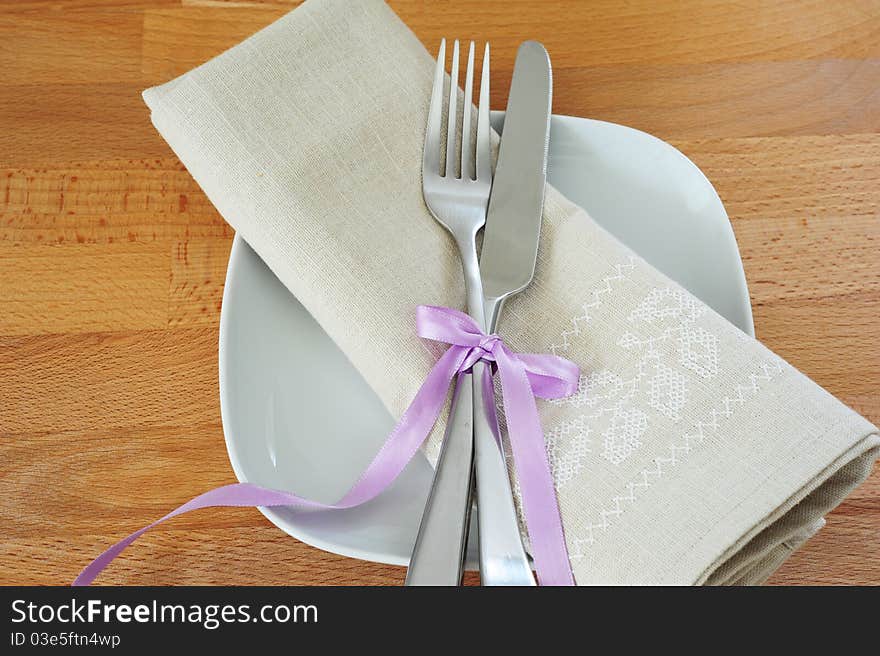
[424,39,446,176]
[476,43,491,182]
[444,40,460,178]
[460,42,475,181]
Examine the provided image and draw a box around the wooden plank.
[0,328,220,435]
[390,0,880,67]
[168,238,232,327]
[0,7,144,85]
[554,60,880,138]
[735,215,880,304]
[0,242,169,336]
[679,134,880,218]
[0,84,169,165]
[0,159,230,243]
[751,294,879,419]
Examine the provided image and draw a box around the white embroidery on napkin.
[623,286,719,380]
[549,368,650,467]
[602,407,648,464]
[648,364,689,421]
[537,268,786,566]
[549,257,637,355]
[548,282,721,469]
[568,358,785,561]
[545,416,592,489]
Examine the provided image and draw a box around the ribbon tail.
[495,346,575,586]
[74,345,469,586]
[74,483,322,586]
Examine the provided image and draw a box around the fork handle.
[406,235,483,586]
[405,374,475,585]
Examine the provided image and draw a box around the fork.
[405,39,493,585]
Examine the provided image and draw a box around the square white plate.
[218,114,754,568]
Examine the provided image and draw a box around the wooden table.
[1,0,877,586]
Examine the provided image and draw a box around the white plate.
[218,113,754,569]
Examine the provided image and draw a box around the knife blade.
[481,41,552,321]
[473,40,552,586]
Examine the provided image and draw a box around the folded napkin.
[143,0,878,584]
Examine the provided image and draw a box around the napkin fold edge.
[701,433,879,585]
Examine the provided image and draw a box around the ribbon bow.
[75,306,579,586]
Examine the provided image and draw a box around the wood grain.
[0,0,877,586]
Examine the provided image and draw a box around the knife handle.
[468,262,534,585]
[405,373,474,585]
[473,354,536,586]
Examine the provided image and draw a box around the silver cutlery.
[407,39,553,586]
[476,40,552,586]
[406,38,493,585]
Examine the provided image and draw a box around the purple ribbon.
[75,305,579,586]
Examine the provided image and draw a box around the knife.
[474,40,552,585]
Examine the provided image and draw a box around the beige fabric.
[142,0,879,584]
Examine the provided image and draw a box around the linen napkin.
[143,0,879,584]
